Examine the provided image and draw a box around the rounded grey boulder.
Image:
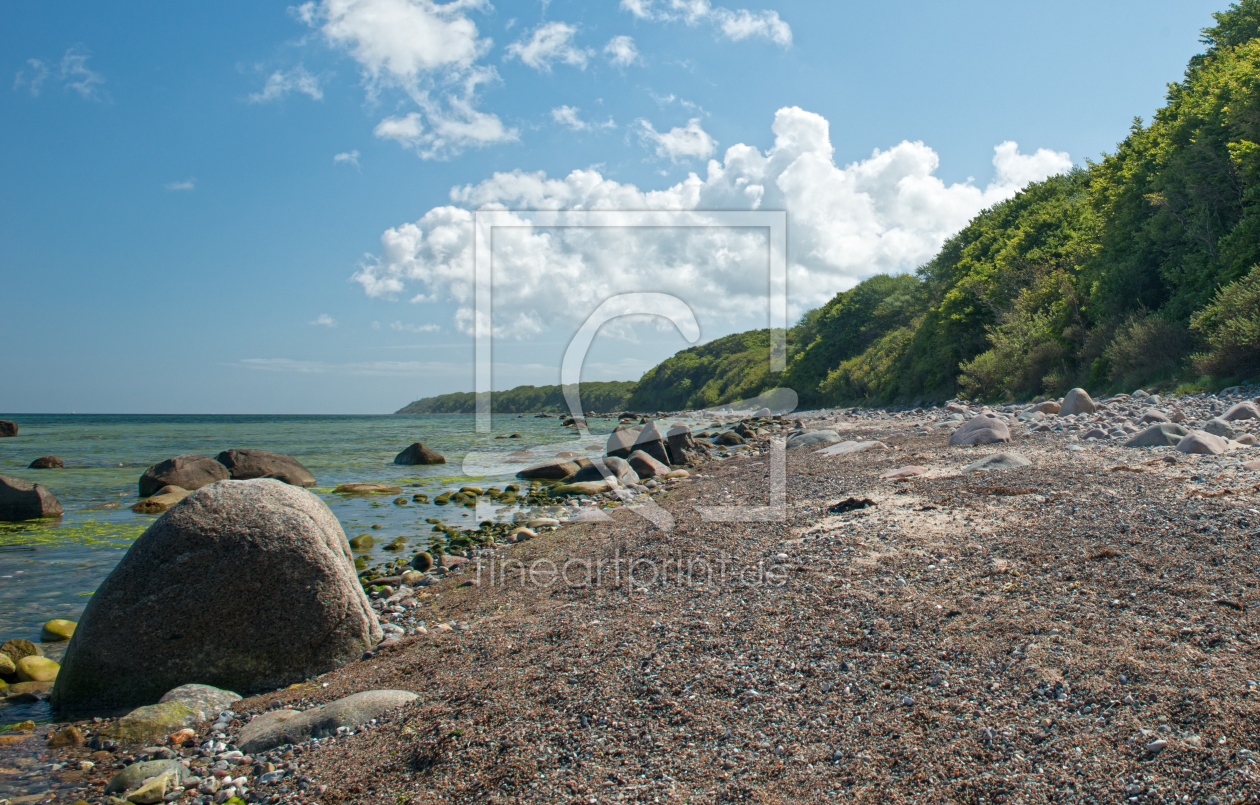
[1060,388,1097,416]
[516,458,582,480]
[1203,418,1237,439]
[626,449,670,478]
[1223,401,1260,421]
[138,454,229,497]
[786,430,840,449]
[215,449,316,487]
[1123,423,1190,447]
[237,690,418,753]
[0,475,64,521]
[963,452,1032,473]
[949,414,1011,446]
[1176,430,1229,455]
[51,479,382,711]
[565,456,638,486]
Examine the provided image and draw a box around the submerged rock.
[0,420,16,437]
[237,690,418,753]
[52,479,381,711]
[392,442,446,466]
[333,482,403,495]
[215,448,316,486]
[0,476,63,521]
[138,455,228,498]
[27,456,63,469]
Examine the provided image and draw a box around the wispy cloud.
[164,178,196,191]
[334,149,360,167]
[389,321,440,333]
[621,0,791,47]
[310,313,338,327]
[14,47,106,100]
[551,105,615,132]
[505,21,593,72]
[636,117,717,162]
[248,65,324,103]
[603,35,640,67]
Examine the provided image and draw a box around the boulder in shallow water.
[715,431,747,447]
[27,456,63,469]
[1124,423,1190,448]
[963,452,1032,473]
[138,455,228,498]
[0,476,63,521]
[51,479,381,711]
[332,482,403,495]
[516,458,581,480]
[215,448,316,486]
[237,690,418,753]
[0,420,16,437]
[392,442,446,466]
[41,619,76,642]
[15,655,59,683]
[130,485,190,515]
[949,414,1010,446]
[1060,388,1097,416]
[1176,430,1229,456]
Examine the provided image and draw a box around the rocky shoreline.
[5,387,1260,803]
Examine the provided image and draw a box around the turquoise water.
[0,413,612,657]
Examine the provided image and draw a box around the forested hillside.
[633,1,1260,407]
[396,381,637,414]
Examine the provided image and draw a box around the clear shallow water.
[0,413,619,658]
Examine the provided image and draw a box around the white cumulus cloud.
[505,21,593,71]
[296,0,516,159]
[249,65,324,103]
[603,34,640,66]
[637,117,717,162]
[349,106,1073,341]
[551,105,615,132]
[621,0,791,47]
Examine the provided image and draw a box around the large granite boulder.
[626,449,670,478]
[564,457,638,487]
[138,455,228,498]
[1123,423,1190,448]
[0,420,16,437]
[1060,388,1097,416]
[948,414,1011,446]
[516,458,582,480]
[392,443,446,466]
[51,479,381,711]
[215,449,316,486]
[665,425,697,465]
[0,476,63,521]
[605,423,670,465]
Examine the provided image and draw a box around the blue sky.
[0,0,1227,413]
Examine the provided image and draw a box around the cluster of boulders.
[130,449,316,514]
[0,631,69,703]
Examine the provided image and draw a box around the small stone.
[0,639,42,661]
[15,655,59,683]
[1146,738,1168,754]
[47,726,84,748]
[41,619,76,641]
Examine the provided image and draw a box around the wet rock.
[552,480,617,497]
[215,449,316,486]
[105,760,194,796]
[332,483,403,495]
[963,452,1032,472]
[786,430,841,449]
[237,690,419,753]
[52,479,381,711]
[0,475,64,521]
[565,456,638,486]
[130,485,190,515]
[949,414,1011,446]
[158,683,241,718]
[1124,423,1190,447]
[626,450,670,479]
[41,619,76,641]
[46,725,84,748]
[0,652,13,676]
[515,458,581,480]
[1177,430,1230,455]
[28,456,63,469]
[15,655,58,682]
[392,443,446,466]
[1,639,41,662]
[138,455,228,498]
[99,701,200,746]
[716,431,747,446]
[1060,388,1097,416]
[0,420,16,437]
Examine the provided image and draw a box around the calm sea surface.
[0,412,620,717]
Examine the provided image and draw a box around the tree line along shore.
[401,2,1260,417]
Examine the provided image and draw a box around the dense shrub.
[1190,264,1260,378]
